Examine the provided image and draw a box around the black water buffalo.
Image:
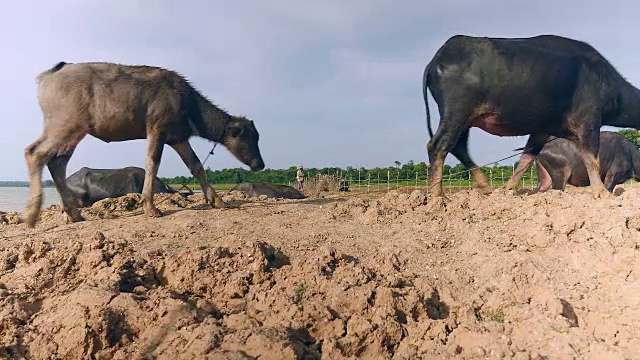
[66,166,176,207]
[423,34,640,201]
[535,131,640,193]
[231,183,305,199]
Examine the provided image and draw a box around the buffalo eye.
[229,123,244,138]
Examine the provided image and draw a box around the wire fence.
[288,164,638,195]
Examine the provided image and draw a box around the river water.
[0,187,61,213]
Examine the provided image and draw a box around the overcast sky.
[1,0,637,180]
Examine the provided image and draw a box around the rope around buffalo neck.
[201,142,218,166]
[201,122,226,165]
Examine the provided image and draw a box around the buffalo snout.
[250,159,265,171]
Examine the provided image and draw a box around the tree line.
[160,161,538,186]
[159,129,639,186]
[0,180,54,188]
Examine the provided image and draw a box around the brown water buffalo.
[231,183,305,199]
[423,34,640,201]
[66,166,176,208]
[24,61,265,227]
[535,131,640,193]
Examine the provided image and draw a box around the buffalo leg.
[427,126,466,200]
[603,171,616,193]
[142,134,165,217]
[427,146,447,199]
[170,141,225,209]
[557,166,573,191]
[428,105,488,199]
[24,136,49,227]
[552,166,570,191]
[535,159,553,192]
[504,152,535,190]
[603,168,627,193]
[573,128,611,199]
[450,129,491,194]
[47,152,84,224]
[537,151,570,192]
[24,131,85,227]
[504,135,549,190]
[579,148,610,198]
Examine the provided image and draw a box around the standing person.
[296,166,305,190]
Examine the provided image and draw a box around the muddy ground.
[0,185,639,360]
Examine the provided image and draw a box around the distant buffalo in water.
[67,166,175,208]
[231,183,305,199]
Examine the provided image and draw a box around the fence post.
[426,167,429,193]
[349,173,353,192]
[445,168,449,195]
[387,170,390,192]
[530,163,535,190]
[489,169,493,190]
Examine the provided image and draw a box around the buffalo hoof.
[424,195,448,212]
[145,207,164,218]
[213,197,226,209]
[24,216,37,229]
[429,192,450,203]
[66,214,85,224]
[23,201,42,228]
[501,184,518,192]
[593,187,614,200]
[23,208,37,228]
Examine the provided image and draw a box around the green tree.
[617,128,639,145]
[414,162,428,179]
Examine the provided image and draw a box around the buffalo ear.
[228,122,244,138]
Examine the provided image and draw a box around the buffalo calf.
[24,61,265,227]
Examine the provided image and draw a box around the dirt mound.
[328,189,427,224]
[1,185,639,359]
[304,174,343,197]
[92,193,144,211]
[0,211,21,225]
[0,233,449,359]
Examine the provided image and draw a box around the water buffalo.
[66,166,176,208]
[535,131,640,193]
[231,183,305,199]
[423,34,640,201]
[24,61,265,227]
